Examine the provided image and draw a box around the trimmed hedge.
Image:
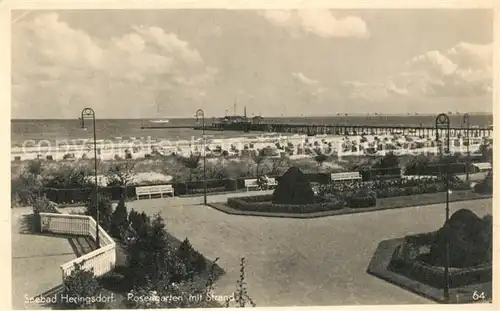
[42,176,275,203]
[344,188,377,208]
[390,250,491,289]
[227,195,344,214]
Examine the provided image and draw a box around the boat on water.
[150,119,170,123]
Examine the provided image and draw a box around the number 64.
[472,291,485,300]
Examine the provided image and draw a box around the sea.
[11,114,493,147]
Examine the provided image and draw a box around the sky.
[11,9,494,119]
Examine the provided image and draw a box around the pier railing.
[39,213,116,280]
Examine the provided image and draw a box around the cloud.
[292,72,319,85]
[12,13,217,118]
[260,10,369,38]
[405,42,492,97]
[338,41,492,102]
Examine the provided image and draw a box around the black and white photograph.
[8,1,495,309]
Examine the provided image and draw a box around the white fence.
[39,213,116,280]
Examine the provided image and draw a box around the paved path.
[11,208,77,310]
[128,198,492,306]
[119,189,274,209]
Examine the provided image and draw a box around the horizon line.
[10,112,494,121]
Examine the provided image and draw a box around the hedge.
[337,188,376,208]
[41,177,271,203]
[389,232,492,288]
[390,251,492,289]
[227,195,344,213]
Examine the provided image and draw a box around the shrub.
[110,198,129,239]
[44,166,94,189]
[372,152,400,176]
[474,172,493,194]
[126,213,188,287]
[32,196,59,232]
[177,238,207,278]
[62,264,102,309]
[12,173,43,206]
[273,167,314,204]
[429,209,492,268]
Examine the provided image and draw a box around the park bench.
[331,172,362,183]
[136,184,174,200]
[472,162,492,173]
[244,179,260,191]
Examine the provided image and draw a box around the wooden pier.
[141,122,492,138]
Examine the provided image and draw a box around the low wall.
[39,213,116,280]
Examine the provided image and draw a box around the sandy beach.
[11,131,490,162]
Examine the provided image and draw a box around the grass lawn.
[126,197,492,306]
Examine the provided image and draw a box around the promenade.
[11,208,77,310]
[12,194,492,307]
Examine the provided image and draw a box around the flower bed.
[321,176,470,200]
[389,232,492,289]
[227,195,344,214]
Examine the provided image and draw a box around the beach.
[11,131,490,162]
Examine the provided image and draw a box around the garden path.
[128,198,492,306]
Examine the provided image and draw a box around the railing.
[39,213,116,280]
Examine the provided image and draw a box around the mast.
[233,97,236,116]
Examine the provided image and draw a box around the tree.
[251,149,267,176]
[62,264,102,309]
[314,153,328,172]
[27,160,43,176]
[85,193,113,231]
[268,156,289,176]
[179,153,201,181]
[204,158,225,180]
[110,197,129,239]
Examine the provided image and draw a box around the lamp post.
[195,109,207,205]
[435,113,450,303]
[80,108,100,248]
[463,113,470,182]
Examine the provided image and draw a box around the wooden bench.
[136,184,174,200]
[331,172,362,183]
[244,179,260,191]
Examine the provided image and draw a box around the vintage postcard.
[4,0,498,310]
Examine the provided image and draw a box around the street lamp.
[462,113,470,182]
[80,108,100,248]
[195,109,208,205]
[435,113,450,303]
